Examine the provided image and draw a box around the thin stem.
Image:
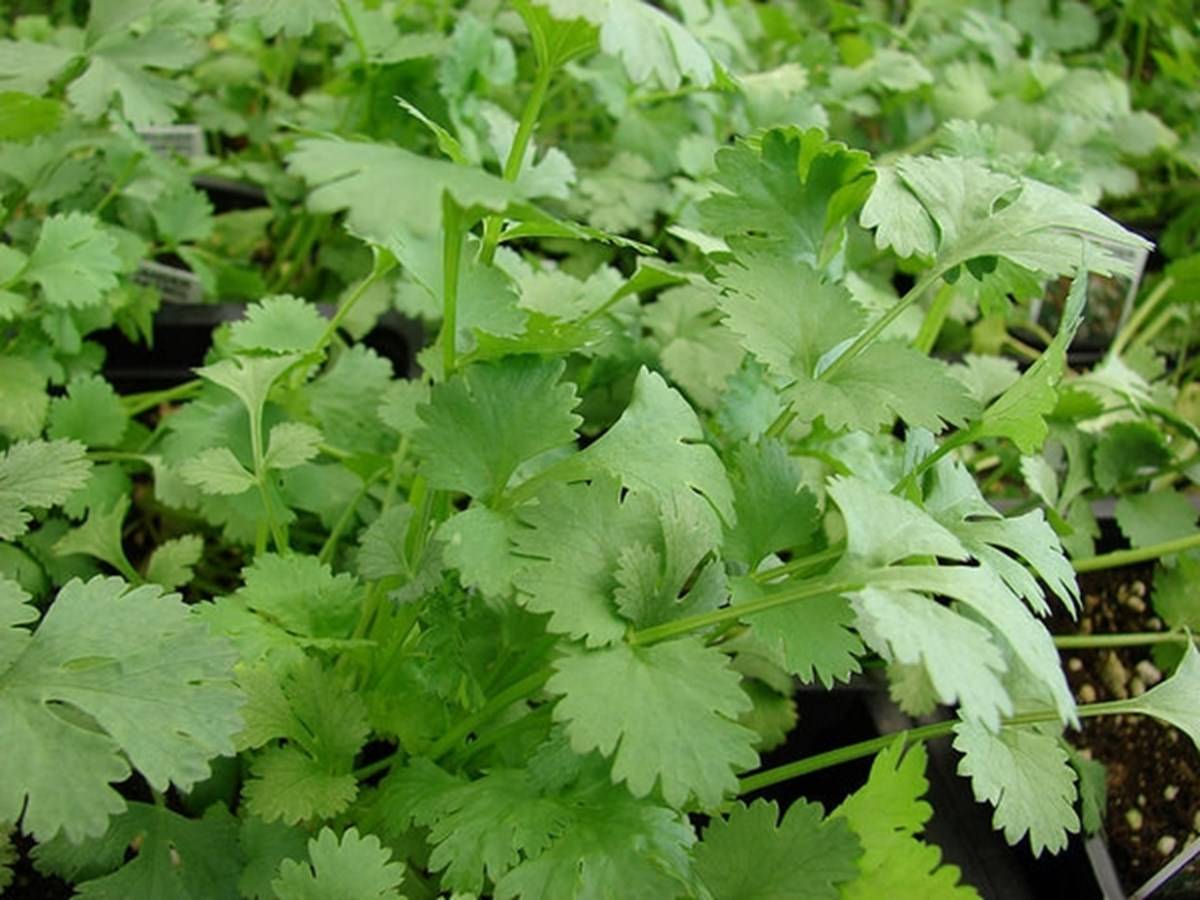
[315,264,386,354]
[751,543,845,584]
[1055,631,1193,650]
[318,469,383,565]
[478,62,555,265]
[337,0,370,70]
[1074,532,1200,573]
[1111,276,1174,358]
[121,378,202,415]
[628,578,861,646]
[440,199,464,377]
[912,282,956,354]
[427,667,554,761]
[93,152,143,216]
[891,428,975,498]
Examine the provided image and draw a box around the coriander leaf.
[925,460,1078,615]
[410,767,567,894]
[144,534,204,590]
[0,828,11,892]
[0,41,76,95]
[1125,640,1200,749]
[0,576,242,842]
[377,380,430,436]
[828,475,966,567]
[67,0,218,127]
[973,268,1087,453]
[724,439,821,567]
[180,447,257,496]
[47,374,129,447]
[733,577,863,687]
[512,479,657,646]
[1152,552,1200,630]
[494,782,693,900]
[152,186,214,247]
[230,295,327,354]
[1093,422,1171,492]
[1116,490,1198,552]
[24,212,121,309]
[34,802,241,900]
[953,723,1079,856]
[413,356,580,502]
[237,817,309,900]
[482,103,576,200]
[537,0,713,90]
[288,137,519,242]
[701,128,873,266]
[833,741,978,899]
[561,366,735,528]
[0,356,48,439]
[53,496,138,580]
[231,0,339,38]
[0,439,91,540]
[719,251,976,433]
[273,827,405,900]
[548,637,758,809]
[264,423,323,471]
[0,91,60,141]
[852,587,1010,731]
[442,505,523,599]
[862,156,1150,278]
[305,345,395,455]
[694,799,861,900]
[196,354,301,427]
[238,659,370,825]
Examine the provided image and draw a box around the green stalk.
[315,263,387,354]
[1111,276,1174,357]
[750,543,846,583]
[92,152,143,216]
[318,469,383,564]
[478,62,554,265]
[121,378,203,416]
[912,282,957,354]
[1055,631,1194,650]
[1073,532,1200,573]
[628,578,862,646]
[440,198,465,377]
[337,0,370,70]
[428,667,554,762]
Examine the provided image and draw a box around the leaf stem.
[428,667,554,762]
[315,260,388,354]
[121,378,203,415]
[1055,631,1193,650]
[1073,532,1200,573]
[92,152,143,216]
[1111,276,1174,358]
[440,197,465,377]
[628,578,861,646]
[912,281,956,354]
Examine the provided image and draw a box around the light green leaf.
[264,423,323,471]
[0,576,242,842]
[0,91,63,141]
[47,374,129,447]
[0,41,76,95]
[0,439,92,541]
[196,353,302,427]
[694,799,861,900]
[724,439,820,568]
[231,0,339,37]
[953,722,1079,856]
[1152,553,1200,630]
[537,0,713,89]
[144,535,204,591]
[230,296,327,354]
[833,741,978,899]
[1125,640,1200,749]
[1115,491,1198,552]
[828,475,966,568]
[180,448,257,496]
[441,505,523,599]
[548,637,758,809]
[273,827,405,900]
[53,496,137,579]
[1094,422,1171,492]
[24,213,121,309]
[0,355,48,439]
[413,356,580,502]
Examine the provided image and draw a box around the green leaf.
[0,439,92,541]
[973,269,1088,453]
[561,367,735,528]
[237,816,309,900]
[144,535,204,591]
[24,213,122,309]
[514,0,598,71]
[239,659,369,825]
[53,496,137,580]
[1115,491,1198,551]
[719,251,977,433]
[306,345,395,455]
[853,587,1010,730]
[701,128,874,266]
[180,447,257,496]
[953,723,1079,856]
[833,741,978,899]
[68,0,218,127]
[0,91,63,141]
[273,827,405,900]
[0,40,76,95]
[230,296,328,354]
[47,374,129,447]
[0,576,242,842]
[196,353,302,427]
[548,637,758,809]
[0,356,48,438]
[862,156,1150,278]
[264,423,324,471]
[288,137,520,242]
[33,802,241,900]
[828,475,966,568]
[536,0,713,89]
[1124,640,1200,749]
[413,356,581,502]
[512,479,657,646]
[1152,552,1200,630]
[1093,422,1171,492]
[724,439,821,567]
[231,0,339,38]
[694,798,861,900]
[0,827,12,892]
[441,505,523,599]
[152,186,214,247]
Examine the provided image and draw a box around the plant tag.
[136,124,205,159]
[134,261,204,305]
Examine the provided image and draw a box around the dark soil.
[1053,563,1200,896]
